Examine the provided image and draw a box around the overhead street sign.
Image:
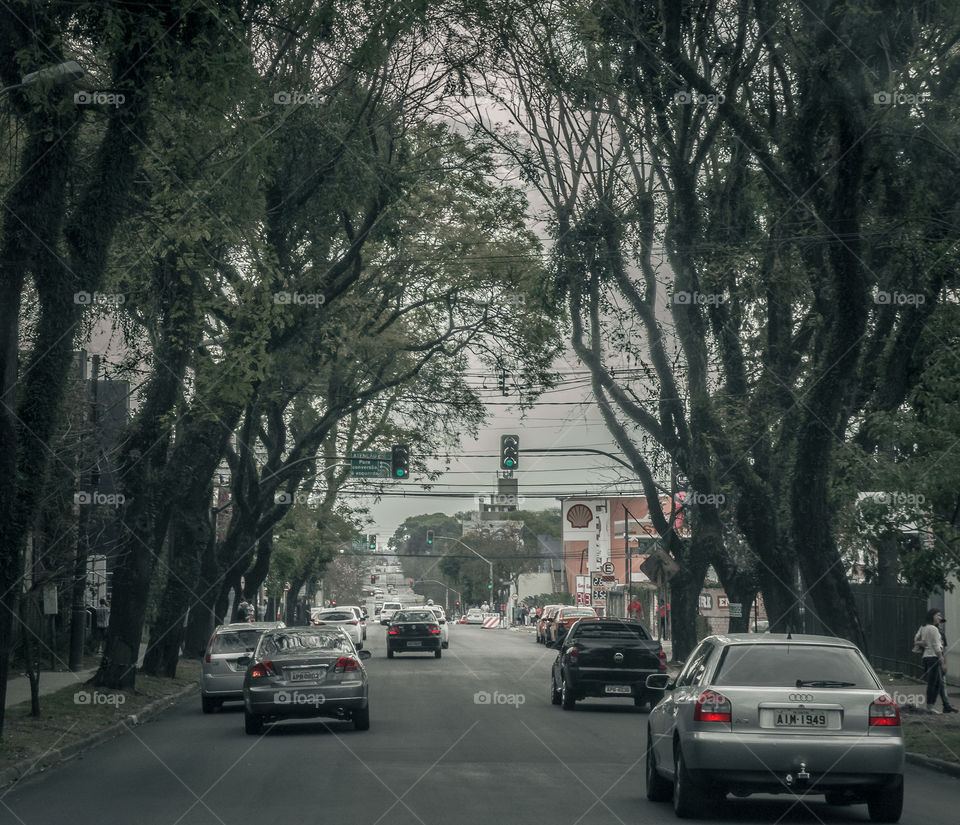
[350,450,391,478]
[639,548,680,582]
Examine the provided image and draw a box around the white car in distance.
[379,601,403,625]
[311,607,364,649]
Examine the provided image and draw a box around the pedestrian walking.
[95,598,110,651]
[918,608,955,713]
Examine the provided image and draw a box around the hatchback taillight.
[429,625,440,634]
[204,632,217,663]
[567,647,579,664]
[250,661,275,678]
[694,690,732,723]
[388,627,398,635]
[869,694,901,726]
[334,656,360,673]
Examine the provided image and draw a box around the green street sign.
[350,451,391,478]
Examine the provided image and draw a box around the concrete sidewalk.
[5,644,149,708]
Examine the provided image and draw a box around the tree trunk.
[183,535,221,658]
[142,485,211,677]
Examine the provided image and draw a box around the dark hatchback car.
[387,609,443,658]
[551,618,666,710]
[241,627,372,734]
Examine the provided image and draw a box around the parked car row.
[534,604,600,645]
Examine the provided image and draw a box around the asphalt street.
[0,622,957,825]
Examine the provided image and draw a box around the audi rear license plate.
[774,710,827,728]
[407,641,422,647]
[604,685,632,695]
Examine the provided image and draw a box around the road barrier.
[482,615,502,629]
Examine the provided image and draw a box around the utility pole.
[69,354,99,670]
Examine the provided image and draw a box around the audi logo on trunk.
[788,693,814,703]
[613,652,624,663]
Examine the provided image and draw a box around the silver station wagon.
[645,633,905,822]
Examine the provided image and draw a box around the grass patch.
[0,660,199,777]
[903,720,960,764]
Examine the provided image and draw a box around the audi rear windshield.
[212,629,263,653]
[712,644,879,688]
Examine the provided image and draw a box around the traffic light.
[409,578,414,586]
[488,582,493,589]
[367,534,376,550]
[500,434,519,470]
[426,530,434,545]
[391,444,409,479]
[371,574,376,584]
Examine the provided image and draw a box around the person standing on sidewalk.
[937,616,958,712]
[919,608,955,713]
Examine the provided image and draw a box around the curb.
[905,752,960,778]
[0,682,198,790]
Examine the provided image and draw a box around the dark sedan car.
[241,627,372,734]
[386,609,443,658]
[551,618,665,710]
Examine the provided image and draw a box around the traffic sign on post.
[350,451,391,478]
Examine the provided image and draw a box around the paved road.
[1,623,957,825]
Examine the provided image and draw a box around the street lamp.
[0,60,83,97]
[412,579,461,613]
[436,535,494,606]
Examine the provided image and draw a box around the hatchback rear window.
[212,629,263,653]
[713,644,878,688]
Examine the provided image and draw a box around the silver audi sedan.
[644,633,904,822]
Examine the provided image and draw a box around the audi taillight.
[694,690,731,723]
[250,661,275,678]
[204,632,216,663]
[869,694,901,727]
[334,656,360,673]
[658,648,667,671]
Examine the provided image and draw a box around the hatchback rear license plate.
[605,685,632,695]
[407,641,422,647]
[775,711,827,727]
[290,670,323,682]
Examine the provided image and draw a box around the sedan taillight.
[694,689,732,723]
[388,627,399,635]
[567,646,579,665]
[348,619,359,625]
[250,661,275,678]
[334,656,360,673]
[869,694,901,727]
[658,648,667,670]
